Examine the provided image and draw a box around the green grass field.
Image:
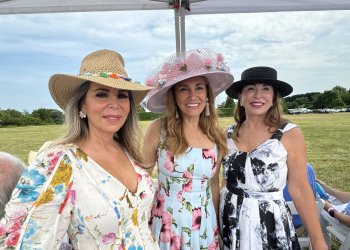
[0,112,348,248]
[0,113,349,192]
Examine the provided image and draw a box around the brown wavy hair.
[163,77,227,157]
[232,88,288,141]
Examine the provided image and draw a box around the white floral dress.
[150,130,219,250]
[220,123,300,250]
[0,144,159,250]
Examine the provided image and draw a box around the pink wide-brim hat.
[141,48,234,113]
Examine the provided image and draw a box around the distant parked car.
[287,108,312,114]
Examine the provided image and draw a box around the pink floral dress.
[150,131,219,250]
[0,144,159,250]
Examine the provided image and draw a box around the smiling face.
[239,83,275,116]
[174,76,208,119]
[80,82,130,137]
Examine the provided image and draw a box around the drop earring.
[175,109,179,119]
[205,98,210,116]
[79,111,87,119]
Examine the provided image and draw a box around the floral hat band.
[83,72,132,81]
[141,48,234,113]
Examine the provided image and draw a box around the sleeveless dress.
[220,123,300,250]
[150,129,220,250]
[0,144,159,250]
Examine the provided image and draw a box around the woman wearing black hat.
[219,66,327,249]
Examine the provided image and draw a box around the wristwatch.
[328,208,336,217]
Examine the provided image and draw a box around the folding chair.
[287,198,325,249]
[323,210,350,250]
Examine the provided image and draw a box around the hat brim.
[142,71,234,113]
[49,74,151,110]
[225,78,293,99]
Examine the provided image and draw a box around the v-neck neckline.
[230,123,286,154]
[72,144,142,195]
[232,131,276,154]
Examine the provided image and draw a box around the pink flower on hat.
[157,74,168,86]
[174,58,187,72]
[204,59,212,69]
[141,48,234,113]
[145,77,154,87]
[217,53,224,63]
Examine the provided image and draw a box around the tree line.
[283,86,350,111]
[0,85,348,127]
[0,109,64,126]
[216,85,350,116]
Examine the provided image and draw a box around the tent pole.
[174,8,181,57]
[180,7,186,55]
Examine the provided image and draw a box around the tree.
[217,97,235,117]
[313,90,345,109]
[31,109,64,124]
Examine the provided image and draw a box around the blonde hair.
[232,88,288,140]
[163,77,227,157]
[54,82,145,164]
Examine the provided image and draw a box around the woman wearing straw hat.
[0,49,160,250]
[142,48,234,250]
[220,66,327,249]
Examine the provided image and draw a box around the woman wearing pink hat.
[220,66,327,249]
[142,48,234,250]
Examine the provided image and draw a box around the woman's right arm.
[317,179,350,203]
[143,119,162,176]
[0,147,74,249]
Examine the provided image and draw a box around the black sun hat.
[226,66,293,99]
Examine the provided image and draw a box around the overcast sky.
[0,9,349,112]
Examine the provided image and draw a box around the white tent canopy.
[1,0,350,54]
[1,0,350,15]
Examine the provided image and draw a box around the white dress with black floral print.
[0,144,159,250]
[220,123,300,250]
[150,130,219,250]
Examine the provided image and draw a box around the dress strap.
[226,124,236,139]
[271,122,293,141]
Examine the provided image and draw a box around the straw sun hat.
[49,49,151,110]
[226,66,293,99]
[141,48,234,113]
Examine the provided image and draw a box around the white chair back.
[287,198,325,249]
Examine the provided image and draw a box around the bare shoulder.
[144,118,162,144]
[281,125,305,151]
[146,118,162,133]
